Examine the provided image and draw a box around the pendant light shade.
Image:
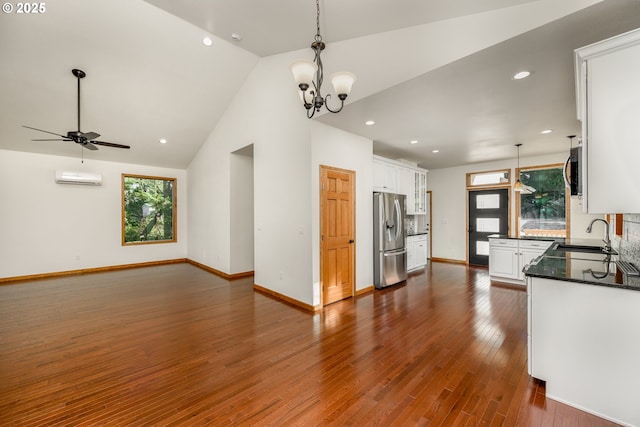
[330,72,356,98]
[290,60,317,90]
[513,179,525,192]
[514,144,536,193]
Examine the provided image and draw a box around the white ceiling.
[317,0,640,169]
[143,0,538,57]
[1,0,640,170]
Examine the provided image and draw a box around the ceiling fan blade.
[83,142,99,151]
[92,140,131,149]
[31,138,72,141]
[23,125,67,138]
[81,131,101,140]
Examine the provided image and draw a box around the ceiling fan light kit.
[290,0,355,118]
[23,68,131,152]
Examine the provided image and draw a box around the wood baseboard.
[355,285,375,296]
[430,257,467,265]
[0,259,188,284]
[185,259,254,280]
[253,283,320,312]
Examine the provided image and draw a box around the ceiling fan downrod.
[72,68,85,133]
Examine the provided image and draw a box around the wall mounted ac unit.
[55,171,102,186]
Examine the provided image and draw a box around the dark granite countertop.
[524,241,640,292]
[407,232,429,237]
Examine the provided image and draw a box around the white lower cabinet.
[407,235,428,271]
[489,238,552,283]
[528,277,640,426]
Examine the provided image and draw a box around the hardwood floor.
[0,262,620,426]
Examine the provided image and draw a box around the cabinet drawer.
[519,240,553,250]
[489,238,517,249]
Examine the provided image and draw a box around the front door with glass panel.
[468,189,509,266]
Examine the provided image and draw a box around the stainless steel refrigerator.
[374,192,407,289]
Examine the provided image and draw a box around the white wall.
[187,50,316,305]
[311,122,374,305]
[0,149,187,279]
[428,152,602,261]
[230,147,254,274]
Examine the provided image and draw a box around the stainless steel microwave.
[564,146,582,196]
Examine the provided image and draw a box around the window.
[517,164,568,238]
[122,174,176,245]
[466,169,510,188]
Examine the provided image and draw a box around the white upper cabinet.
[575,28,640,213]
[373,157,398,193]
[414,170,427,215]
[373,156,428,215]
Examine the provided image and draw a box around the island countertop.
[523,241,640,291]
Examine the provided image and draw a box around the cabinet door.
[406,240,416,270]
[415,240,427,267]
[373,160,398,193]
[412,171,427,214]
[373,160,386,191]
[489,241,518,279]
[519,249,545,280]
[518,240,552,279]
[577,31,640,213]
[399,168,415,209]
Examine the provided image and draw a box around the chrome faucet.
[586,218,612,251]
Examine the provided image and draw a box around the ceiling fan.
[23,68,130,151]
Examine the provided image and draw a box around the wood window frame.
[122,174,177,245]
[466,168,511,189]
[515,163,570,239]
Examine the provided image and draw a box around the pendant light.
[514,143,536,193]
[290,0,355,118]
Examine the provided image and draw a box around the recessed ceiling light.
[409,140,418,145]
[231,33,243,41]
[202,36,213,47]
[432,149,439,153]
[541,129,553,134]
[159,138,167,144]
[513,70,531,80]
[365,120,375,126]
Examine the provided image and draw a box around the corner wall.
[311,122,374,305]
[187,51,315,305]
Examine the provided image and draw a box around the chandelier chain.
[315,0,322,42]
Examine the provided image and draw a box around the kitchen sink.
[551,242,617,255]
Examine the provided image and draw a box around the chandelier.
[290,0,355,119]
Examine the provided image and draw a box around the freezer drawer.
[375,249,407,289]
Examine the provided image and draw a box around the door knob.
[349,239,355,243]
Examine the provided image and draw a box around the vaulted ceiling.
[1,0,639,169]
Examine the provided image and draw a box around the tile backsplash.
[614,214,640,266]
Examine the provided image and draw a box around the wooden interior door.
[320,166,355,305]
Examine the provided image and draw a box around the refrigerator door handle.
[394,198,402,241]
[383,249,407,256]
